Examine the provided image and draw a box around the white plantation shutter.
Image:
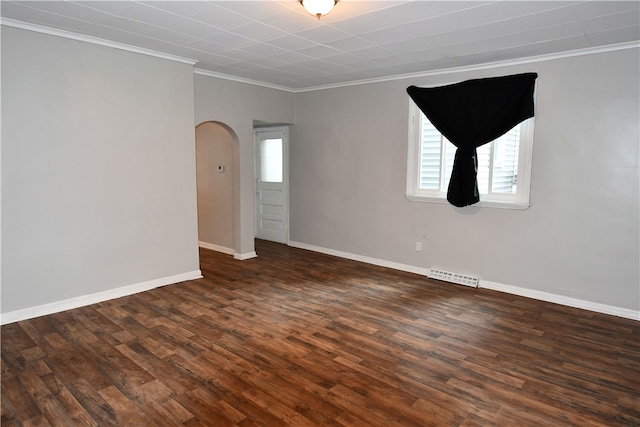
[476,144,491,194]
[419,117,442,189]
[491,127,520,193]
[442,140,455,191]
[418,115,523,195]
[407,101,533,209]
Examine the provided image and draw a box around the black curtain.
[407,72,537,207]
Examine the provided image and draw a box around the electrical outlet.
[415,242,422,252]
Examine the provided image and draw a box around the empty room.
[1,1,639,426]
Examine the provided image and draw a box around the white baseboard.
[198,241,257,260]
[480,280,639,321]
[234,251,257,260]
[198,241,235,256]
[288,241,431,276]
[0,270,203,325]
[288,241,639,321]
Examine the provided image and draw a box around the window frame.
[406,100,535,210]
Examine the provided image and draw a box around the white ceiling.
[2,1,639,90]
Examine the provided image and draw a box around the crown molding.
[293,41,640,93]
[1,18,198,65]
[197,40,639,93]
[194,68,295,93]
[2,17,637,93]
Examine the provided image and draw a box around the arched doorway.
[195,121,237,255]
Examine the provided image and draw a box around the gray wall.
[290,48,639,312]
[194,74,295,257]
[1,27,200,313]
[2,24,636,318]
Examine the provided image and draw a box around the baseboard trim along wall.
[234,251,257,260]
[3,243,636,323]
[198,241,257,260]
[289,241,432,277]
[479,280,639,321]
[0,270,203,325]
[199,241,235,255]
[288,241,639,321]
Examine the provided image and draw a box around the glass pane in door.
[260,138,283,182]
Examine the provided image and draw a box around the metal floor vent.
[428,268,479,288]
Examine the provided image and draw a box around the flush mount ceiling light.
[300,0,338,19]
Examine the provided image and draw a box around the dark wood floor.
[2,240,639,426]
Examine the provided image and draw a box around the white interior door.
[255,127,288,244]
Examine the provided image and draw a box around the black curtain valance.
[407,72,538,207]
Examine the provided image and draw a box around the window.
[260,138,283,183]
[406,101,535,209]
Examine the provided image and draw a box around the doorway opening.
[254,126,289,244]
[195,121,237,255]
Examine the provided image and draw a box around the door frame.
[254,126,289,244]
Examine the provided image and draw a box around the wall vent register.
[428,268,479,288]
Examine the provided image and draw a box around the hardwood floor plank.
[175,387,240,426]
[2,240,638,426]
[2,373,43,421]
[1,381,23,427]
[158,398,195,424]
[410,398,466,426]
[63,378,118,426]
[38,374,92,423]
[22,414,53,427]
[18,371,78,426]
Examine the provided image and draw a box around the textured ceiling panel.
[1,0,638,90]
